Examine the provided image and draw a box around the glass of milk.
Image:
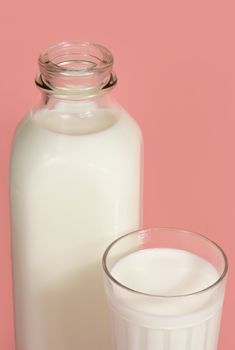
[103,228,228,350]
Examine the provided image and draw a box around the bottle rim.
[35,40,117,96]
[38,40,114,77]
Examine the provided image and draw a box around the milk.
[10,104,142,350]
[106,248,225,350]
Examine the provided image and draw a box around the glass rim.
[102,227,228,299]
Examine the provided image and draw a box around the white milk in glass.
[107,248,225,350]
[10,41,142,350]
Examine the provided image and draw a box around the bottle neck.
[35,41,117,100]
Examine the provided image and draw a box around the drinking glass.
[103,228,228,350]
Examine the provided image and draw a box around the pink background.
[0,0,234,348]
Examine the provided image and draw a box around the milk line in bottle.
[10,41,142,350]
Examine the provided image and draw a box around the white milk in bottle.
[10,41,142,350]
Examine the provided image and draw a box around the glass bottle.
[10,41,142,350]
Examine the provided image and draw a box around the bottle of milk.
[10,41,142,350]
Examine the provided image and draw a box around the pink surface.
[0,0,234,348]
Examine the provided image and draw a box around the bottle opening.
[36,41,116,95]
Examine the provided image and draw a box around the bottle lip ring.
[39,40,114,77]
[35,72,117,98]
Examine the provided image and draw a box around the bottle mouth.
[36,40,116,95]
